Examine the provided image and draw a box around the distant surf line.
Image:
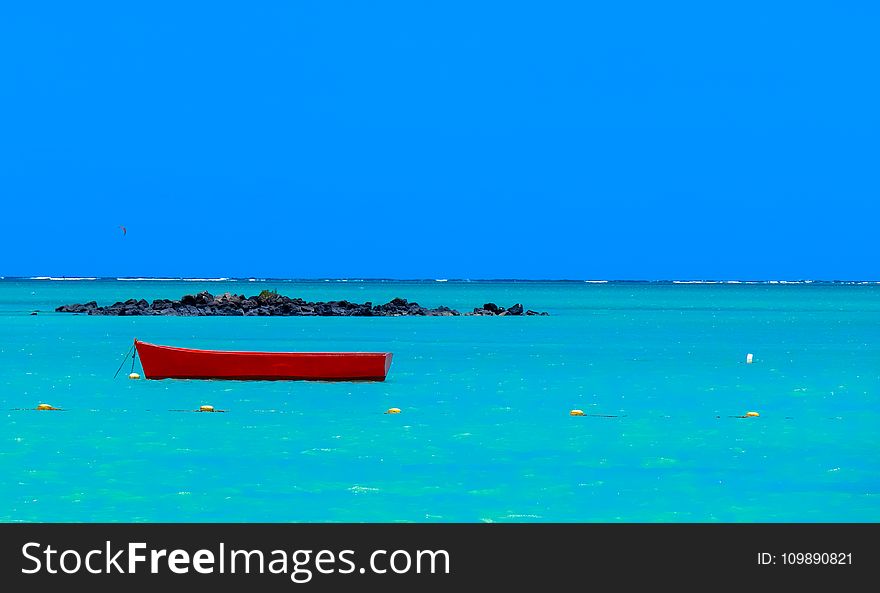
[7,277,880,284]
[29,277,98,281]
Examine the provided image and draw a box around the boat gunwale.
[134,340,392,358]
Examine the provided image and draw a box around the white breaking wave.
[31,276,97,281]
[583,280,608,283]
[181,278,231,282]
[670,279,828,285]
[117,277,180,281]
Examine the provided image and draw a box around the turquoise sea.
[1,279,878,522]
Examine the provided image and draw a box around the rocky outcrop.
[55,291,549,317]
[466,301,545,316]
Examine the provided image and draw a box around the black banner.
[0,523,875,590]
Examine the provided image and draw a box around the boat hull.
[134,340,392,381]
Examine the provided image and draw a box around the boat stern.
[382,352,394,380]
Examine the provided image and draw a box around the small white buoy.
[746,353,754,364]
[385,407,401,414]
[745,411,760,418]
[129,372,140,380]
[199,405,215,413]
[36,403,58,411]
[570,409,585,416]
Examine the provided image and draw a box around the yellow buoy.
[36,403,57,411]
[745,411,760,417]
[385,407,401,414]
[199,405,215,413]
[570,409,585,416]
[129,372,140,380]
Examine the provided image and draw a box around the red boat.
[134,340,393,381]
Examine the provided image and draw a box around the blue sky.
[1,1,877,279]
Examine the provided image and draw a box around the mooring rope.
[113,341,136,379]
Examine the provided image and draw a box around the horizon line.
[3,276,880,284]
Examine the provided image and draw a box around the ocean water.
[1,279,878,522]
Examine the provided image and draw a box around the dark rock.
[193,291,213,306]
[279,302,300,315]
[55,300,97,313]
[152,299,173,310]
[507,303,524,316]
[482,302,502,314]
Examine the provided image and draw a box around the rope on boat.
[113,341,136,379]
